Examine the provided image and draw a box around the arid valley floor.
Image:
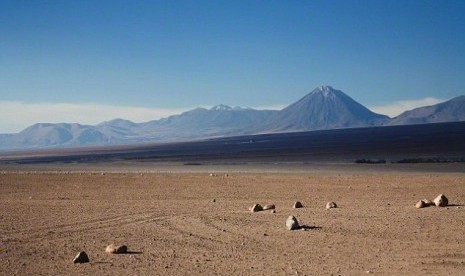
[1,163,464,275]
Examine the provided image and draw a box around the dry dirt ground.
[1,170,464,275]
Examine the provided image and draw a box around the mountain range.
[1,86,464,151]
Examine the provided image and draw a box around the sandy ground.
[1,169,465,275]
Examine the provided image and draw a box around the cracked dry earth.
[1,171,464,275]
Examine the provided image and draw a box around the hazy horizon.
[0,90,446,134]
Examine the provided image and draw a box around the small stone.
[415,200,426,209]
[262,204,275,210]
[270,210,276,214]
[326,202,337,209]
[286,216,300,230]
[106,244,128,254]
[211,199,216,203]
[249,204,263,212]
[106,244,117,253]
[433,194,448,207]
[293,201,303,208]
[423,199,433,206]
[73,251,89,264]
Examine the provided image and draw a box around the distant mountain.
[0,123,110,149]
[98,118,138,129]
[1,86,464,151]
[0,106,276,150]
[96,119,140,142]
[261,86,389,132]
[139,105,277,139]
[388,96,465,125]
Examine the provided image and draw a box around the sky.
[1,0,464,133]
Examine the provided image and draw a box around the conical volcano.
[263,86,389,132]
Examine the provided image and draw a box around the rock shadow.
[299,225,322,230]
[123,251,143,254]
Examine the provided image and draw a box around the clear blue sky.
[1,0,465,132]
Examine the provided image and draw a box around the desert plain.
[1,163,464,276]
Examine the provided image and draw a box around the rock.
[106,244,116,253]
[262,204,275,210]
[286,216,300,230]
[326,202,337,209]
[415,200,426,209]
[73,251,89,263]
[423,199,433,206]
[270,210,276,214]
[106,244,128,254]
[293,201,303,208]
[249,204,263,212]
[415,198,436,208]
[211,199,216,203]
[433,194,448,207]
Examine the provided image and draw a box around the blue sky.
[1,0,465,133]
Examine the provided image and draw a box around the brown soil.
[1,171,464,275]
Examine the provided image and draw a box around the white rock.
[105,244,128,254]
[263,204,275,210]
[326,202,337,209]
[286,216,300,230]
[433,194,448,207]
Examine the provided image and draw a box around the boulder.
[293,201,303,208]
[326,202,337,209]
[286,216,300,230]
[73,251,89,264]
[105,244,128,254]
[263,204,275,210]
[433,194,448,207]
[249,204,263,212]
